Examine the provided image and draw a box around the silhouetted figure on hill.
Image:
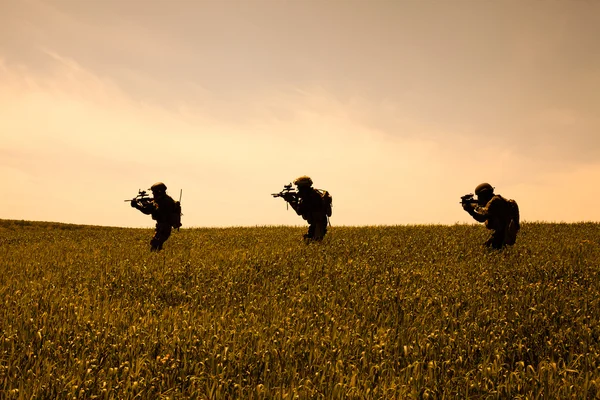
[461,183,520,249]
[130,182,182,251]
[273,176,332,242]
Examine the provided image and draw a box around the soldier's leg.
[489,229,505,249]
[313,216,328,241]
[150,224,172,251]
[150,236,160,251]
[159,224,172,249]
[150,226,160,251]
[505,220,519,245]
[150,233,162,251]
[305,224,315,240]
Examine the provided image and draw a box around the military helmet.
[149,182,167,192]
[293,175,313,187]
[475,182,494,196]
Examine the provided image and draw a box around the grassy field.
[1,219,600,399]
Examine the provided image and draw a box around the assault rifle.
[272,183,296,199]
[125,190,153,204]
[460,193,478,206]
[272,183,298,210]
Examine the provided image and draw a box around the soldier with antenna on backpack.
[127,182,182,251]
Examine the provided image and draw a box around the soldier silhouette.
[130,182,181,251]
[462,183,520,249]
[285,176,332,242]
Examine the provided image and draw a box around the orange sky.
[1,0,599,227]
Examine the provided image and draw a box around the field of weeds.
[1,219,600,399]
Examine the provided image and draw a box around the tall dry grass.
[1,220,599,398]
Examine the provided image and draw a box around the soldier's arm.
[470,211,488,223]
[471,197,502,223]
[463,203,488,223]
[282,193,301,214]
[290,200,302,215]
[135,200,157,215]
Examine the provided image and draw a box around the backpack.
[508,199,520,229]
[171,201,182,230]
[317,189,333,217]
[505,198,520,245]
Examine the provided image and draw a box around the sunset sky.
[1,0,599,228]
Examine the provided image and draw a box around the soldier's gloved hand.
[130,200,137,208]
[462,203,474,212]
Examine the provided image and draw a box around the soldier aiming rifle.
[461,183,520,249]
[127,182,182,251]
[272,176,332,242]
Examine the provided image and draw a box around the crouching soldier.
[288,176,332,241]
[462,183,520,249]
[130,182,182,251]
